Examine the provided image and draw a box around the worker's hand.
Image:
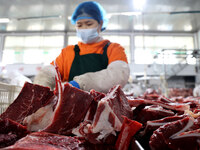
[69,80,80,89]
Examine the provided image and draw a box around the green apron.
[68,42,110,81]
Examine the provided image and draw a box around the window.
[134,36,194,64]
[68,35,131,63]
[2,35,64,64]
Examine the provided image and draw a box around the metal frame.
[0,34,5,62]
[156,48,200,78]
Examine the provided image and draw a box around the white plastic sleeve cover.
[73,60,130,93]
[33,65,56,90]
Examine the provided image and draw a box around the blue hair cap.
[71,1,108,31]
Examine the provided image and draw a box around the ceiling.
[0,0,200,33]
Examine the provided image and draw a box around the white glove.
[33,65,56,90]
[73,60,130,93]
[193,85,200,97]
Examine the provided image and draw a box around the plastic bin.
[0,82,22,114]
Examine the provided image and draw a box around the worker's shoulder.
[61,45,75,53]
[108,42,124,51]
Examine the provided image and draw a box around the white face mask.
[76,27,100,44]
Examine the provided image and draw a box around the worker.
[34,1,130,93]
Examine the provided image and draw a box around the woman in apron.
[34,1,130,93]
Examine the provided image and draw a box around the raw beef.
[149,116,198,150]
[43,83,93,135]
[142,115,186,137]
[82,90,105,123]
[72,85,133,144]
[137,115,186,149]
[128,98,190,112]
[23,83,93,135]
[3,132,85,150]
[115,116,142,150]
[167,129,200,150]
[172,96,200,112]
[168,88,193,98]
[23,97,57,131]
[3,132,116,150]
[0,118,29,148]
[23,66,63,132]
[90,89,106,102]
[22,64,93,135]
[7,64,200,149]
[0,82,54,124]
[129,90,200,150]
[132,105,175,124]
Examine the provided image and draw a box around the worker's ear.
[98,21,103,33]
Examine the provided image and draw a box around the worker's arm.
[73,60,130,93]
[33,46,68,90]
[33,65,56,90]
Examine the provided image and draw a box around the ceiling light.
[28,24,43,30]
[0,18,10,23]
[134,24,149,30]
[157,25,172,31]
[184,25,192,31]
[133,0,146,10]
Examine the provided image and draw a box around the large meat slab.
[0,82,54,124]
[23,83,93,135]
[3,132,85,150]
[0,118,29,148]
[72,85,133,144]
[43,83,93,135]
